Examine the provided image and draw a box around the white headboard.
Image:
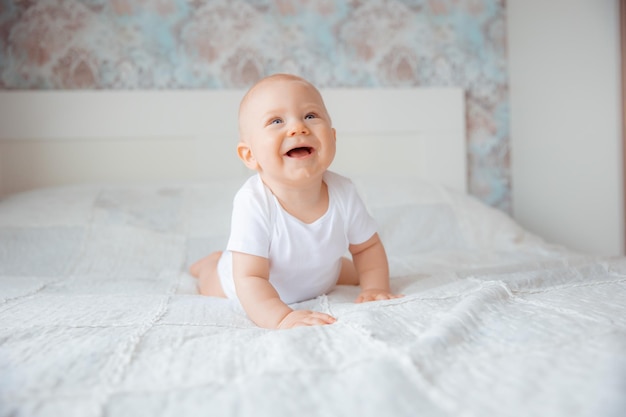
[0,88,466,197]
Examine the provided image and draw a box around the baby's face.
[238,78,336,187]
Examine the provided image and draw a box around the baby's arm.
[350,233,403,303]
[231,251,336,329]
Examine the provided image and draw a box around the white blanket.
[1,177,624,417]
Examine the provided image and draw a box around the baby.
[190,73,402,329]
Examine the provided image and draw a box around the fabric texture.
[222,171,378,304]
[0,177,625,417]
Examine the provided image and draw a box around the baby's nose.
[288,122,309,136]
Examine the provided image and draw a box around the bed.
[0,88,625,417]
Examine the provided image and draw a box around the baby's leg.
[336,257,359,286]
[189,252,227,298]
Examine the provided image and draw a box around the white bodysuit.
[217,171,378,305]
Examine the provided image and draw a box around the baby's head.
[236,74,336,187]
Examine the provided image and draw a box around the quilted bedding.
[0,176,624,417]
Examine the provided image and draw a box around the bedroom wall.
[508,0,623,256]
[0,0,510,211]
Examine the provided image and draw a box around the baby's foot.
[189,251,222,278]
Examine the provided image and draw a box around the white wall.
[508,0,623,256]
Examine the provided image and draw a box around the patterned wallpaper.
[0,0,510,212]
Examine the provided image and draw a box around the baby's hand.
[356,289,404,303]
[277,310,336,329]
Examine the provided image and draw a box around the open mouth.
[285,146,314,158]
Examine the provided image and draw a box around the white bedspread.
[1,177,624,417]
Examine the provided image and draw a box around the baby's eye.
[269,118,283,125]
[304,113,317,120]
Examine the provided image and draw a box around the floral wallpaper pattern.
[0,0,510,212]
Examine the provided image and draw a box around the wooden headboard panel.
[0,88,465,197]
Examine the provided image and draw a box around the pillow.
[351,175,544,254]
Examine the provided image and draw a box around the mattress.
[1,176,625,417]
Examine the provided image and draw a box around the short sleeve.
[330,173,378,245]
[226,184,272,258]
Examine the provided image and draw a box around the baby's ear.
[237,142,259,170]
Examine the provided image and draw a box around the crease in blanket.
[317,294,333,317]
[410,280,512,356]
[605,259,626,277]
[462,258,621,293]
[92,273,181,414]
[339,310,463,416]
[0,190,102,309]
[0,281,47,306]
[510,283,626,326]
[459,262,626,330]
